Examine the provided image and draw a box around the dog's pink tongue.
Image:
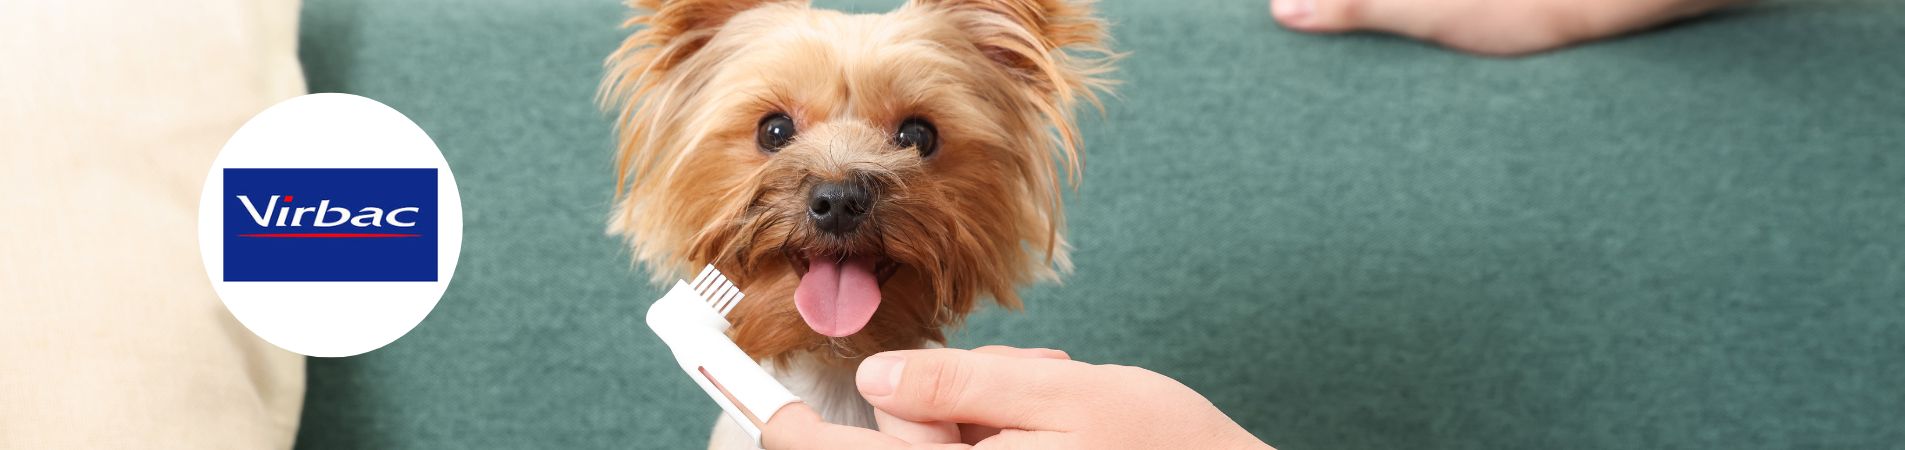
[794,256,882,337]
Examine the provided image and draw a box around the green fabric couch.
[294,0,1904,448]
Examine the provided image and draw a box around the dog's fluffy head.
[602,0,1113,363]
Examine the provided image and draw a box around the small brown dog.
[601,0,1113,446]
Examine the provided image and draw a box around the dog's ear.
[610,0,793,74]
[915,0,1117,103]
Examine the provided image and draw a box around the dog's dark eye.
[893,118,938,158]
[757,113,797,153]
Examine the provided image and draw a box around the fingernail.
[857,353,904,397]
[1273,0,1314,21]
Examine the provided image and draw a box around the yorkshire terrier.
[600,0,1114,446]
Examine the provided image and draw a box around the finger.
[762,404,860,450]
[763,403,972,450]
[1270,0,1451,38]
[874,406,961,444]
[971,429,1079,450]
[970,345,1070,360]
[760,403,914,450]
[855,349,1095,430]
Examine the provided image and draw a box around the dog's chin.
[787,251,901,338]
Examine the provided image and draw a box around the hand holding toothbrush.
[761,345,1275,450]
[643,268,1266,449]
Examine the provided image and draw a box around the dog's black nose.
[808,180,872,235]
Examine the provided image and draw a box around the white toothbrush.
[646,265,801,445]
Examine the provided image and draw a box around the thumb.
[855,348,1093,431]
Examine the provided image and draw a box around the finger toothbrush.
[646,265,800,445]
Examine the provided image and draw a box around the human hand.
[762,345,1272,449]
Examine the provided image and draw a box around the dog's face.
[603,0,1112,364]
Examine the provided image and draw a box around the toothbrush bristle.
[690,265,744,317]
[692,265,716,291]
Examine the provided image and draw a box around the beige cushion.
[0,0,306,447]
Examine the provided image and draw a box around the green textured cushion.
[295,0,1904,448]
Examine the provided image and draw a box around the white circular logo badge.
[197,93,463,357]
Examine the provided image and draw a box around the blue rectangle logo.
[224,168,438,282]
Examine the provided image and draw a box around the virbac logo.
[223,168,438,282]
[199,94,461,357]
